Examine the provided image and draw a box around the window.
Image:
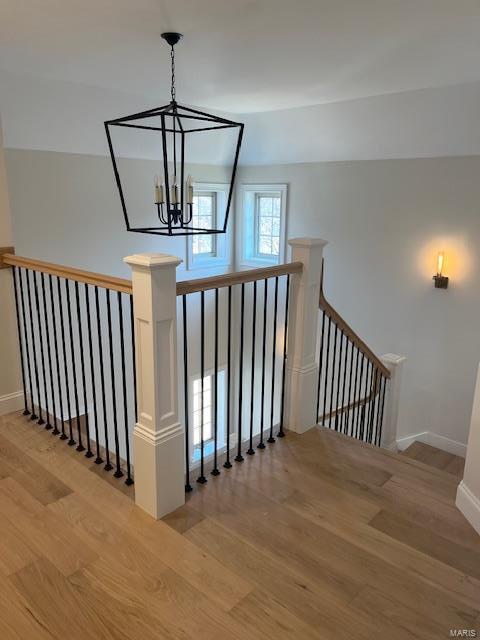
[190,369,227,463]
[192,193,216,256]
[255,193,281,257]
[238,184,287,268]
[186,183,232,270]
[193,375,213,446]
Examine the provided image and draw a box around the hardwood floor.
[401,441,466,478]
[0,410,478,639]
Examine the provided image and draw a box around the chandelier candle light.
[105,32,244,236]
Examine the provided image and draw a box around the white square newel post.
[124,253,185,519]
[379,353,406,450]
[285,238,327,434]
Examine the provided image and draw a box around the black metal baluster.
[95,286,111,469]
[198,290,207,483]
[278,274,290,438]
[26,270,42,423]
[247,281,257,455]
[360,359,370,441]
[316,309,326,424]
[376,376,387,447]
[211,288,220,475]
[33,271,50,427]
[129,296,138,423]
[106,289,122,477]
[40,273,56,431]
[31,271,47,425]
[334,330,344,431]
[321,316,332,426]
[57,277,69,440]
[328,326,338,428]
[65,279,81,448]
[224,286,232,469]
[268,276,279,443]
[258,279,268,450]
[345,339,355,436]
[351,346,360,438]
[19,269,34,416]
[236,283,245,461]
[340,334,349,433]
[364,362,372,443]
[12,267,29,415]
[48,275,62,435]
[367,367,378,444]
[75,281,91,455]
[373,369,382,444]
[364,361,373,442]
[361,359,371,441]
[355,354,365,439]
[183,295,192,491]
[118,292,133,484]
[85,284,101,462]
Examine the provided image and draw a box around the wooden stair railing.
[177,261,299,490]
[317,267,389,446]
[1,251,136,484]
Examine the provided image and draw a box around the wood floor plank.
[0,477,98,576]
[444,455,466,478]
[48,489,253,614]
[0,573,54,640]
[0,512,40,576]
[10,557,124,640]
[187,517,427,640]
[370,509,480,579]
[351,585,458,640]
[77,554,264,640]
[0,432,72,505]
[380,475,480,550]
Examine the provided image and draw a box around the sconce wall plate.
[433,275,449,289]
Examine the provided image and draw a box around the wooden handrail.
[1,254,302,297]
[1,254,133,294]
[319,272,391,379]
[0,246,15,269]
[319,371,383,422]
[176,261,303,296]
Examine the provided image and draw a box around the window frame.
[237,183,288,268]
[186,182,232,271]
[191,191,217,258]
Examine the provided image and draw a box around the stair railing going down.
[316,264,390,446]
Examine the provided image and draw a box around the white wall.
[3,69,480,165]
[0,117,22,414]
[5,149,233,279]
[238,157,480,446]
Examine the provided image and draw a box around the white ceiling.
[1,0,480,113]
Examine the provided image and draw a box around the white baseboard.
[456,481,480,536]
[0,390,24,416]
[396,430,466,458]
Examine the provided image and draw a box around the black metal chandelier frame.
[104,32,244,237]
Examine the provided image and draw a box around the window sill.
[187,257,232,272]
[238,256,280,269]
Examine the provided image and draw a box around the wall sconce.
[433,251,449,289]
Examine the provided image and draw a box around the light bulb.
[437,251,445,276]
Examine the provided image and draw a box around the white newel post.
[379,353,406,450]
[124,253,185,519]
[285,237,327,434]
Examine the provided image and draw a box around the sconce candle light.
[433,251,449,289]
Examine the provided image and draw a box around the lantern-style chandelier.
[105,33,244,236]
